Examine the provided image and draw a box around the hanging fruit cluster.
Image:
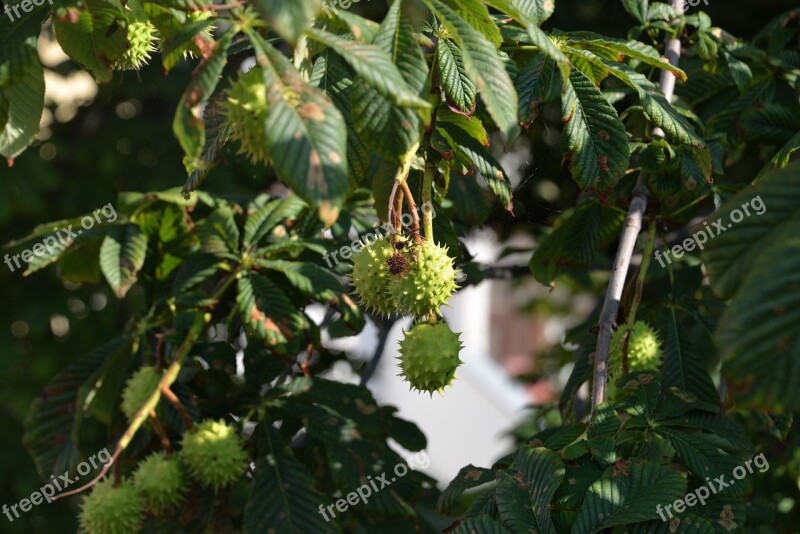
[78,375,248,534]
[350,178,463,394]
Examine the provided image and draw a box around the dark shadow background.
[1,1,797,532]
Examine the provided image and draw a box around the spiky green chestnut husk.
[220,68,270,164]
[132,453,185,514]
[180,420,247,490]
[114,21,158,71]
[388,240,458,317]
[121,366,162,423]
[608,321,662,397]
[350,235,397,316]
[398,322,463,394]
[79,478,143,534]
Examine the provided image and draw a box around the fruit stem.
[422,162,435,241]
[399,181,422,243]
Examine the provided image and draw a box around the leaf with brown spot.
[244,30,350,227]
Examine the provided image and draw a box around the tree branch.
[591,0,685,416]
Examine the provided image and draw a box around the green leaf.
[173,30,233,174]
[171,252,222,294]
[516,54,558,126]
[53,0,128,84]
[562,32,687,81]
[655,427,745,497]
[243,195,308,248]
[245,30,350,227]
[560,49,703,148]
[256,259,343,300]
[197,205,241,257]
[307,27,430,110]
[621,0,648,23]
[763,129,800,171]
[441,0,502,47]
[437,120,513,211]
[237,273,310,347]
[22,338,128,480]
[424,0,519,138]
[0,33,43,161]
[702,162,798,298]
[496,447,563,534]
[627,513,716,533]
[560,67,630,191]
[310,51,369,183]
[530,200,625,284]
[437,39,477,114]
[252,0,322,45]
[349,0,429,160]
[438,465,496,515]
[449,515,511,533]
[99,224,148,298]
[661,308,719,406]
[243,421,335,533]
[572,460,687,532]
[484,0,555,26]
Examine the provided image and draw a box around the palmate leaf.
[561,68,630,191]
[516,54,559,126]
[243,195,308,248]
[22,338,130,480]
[53,0,128,84]
[437,39,477,115]
[310,51,369,183]
[237,272,309,348]
[655,427,745,497]
[307,27,430,110]
[561,32,687,81]
[572,460,686,533]
[661,308,719,406]
[173,29,233,174]
[560,48,704,148]
[0,19,44,161]
[484,0,555,26]
[197,205,241,257]
[441,0,502,47]
[256,259,343,300]
[437,120,513,211]
[281,401,417,517]
[99,224,148,298]
[243,421,336,533]
[498,22,571,85]
[495,447,563,534]
[349,0,428,160]
[245,29,350,228]
[448,516,511,533]
[424,0,519,138]
[251,0,322,46]
[282,377,427,449]
[438,465,496,515]
[763,129,800,172]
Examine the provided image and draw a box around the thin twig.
[422,163,435,240]
[150,411,171,451]
[591,0,685,416]
[161,386,193,431]
[399,181,422,242]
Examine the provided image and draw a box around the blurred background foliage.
[1,0,798,532]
